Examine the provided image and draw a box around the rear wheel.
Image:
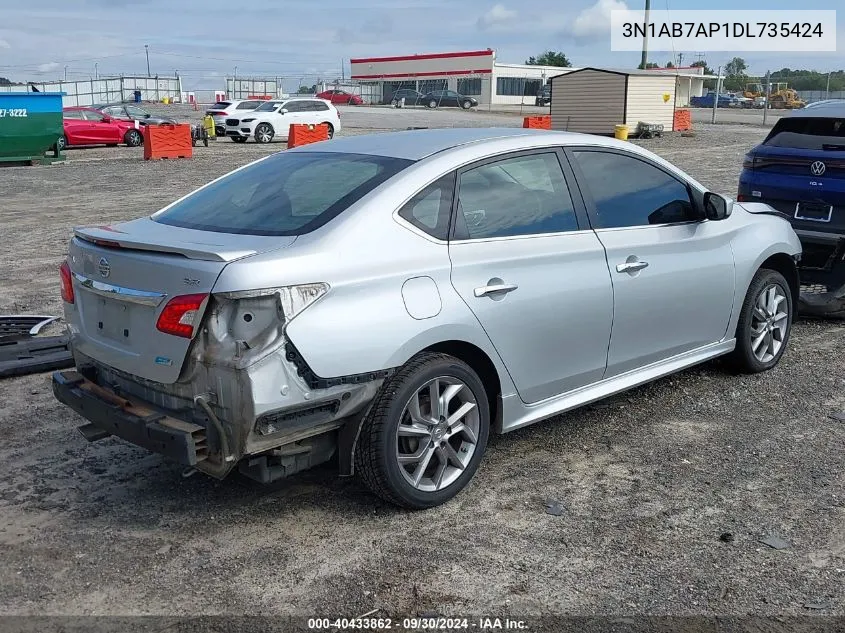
[123,129,142,147]
[355,352,490,509]
[323,122,334,139]
[727,268,793,373]
[461,100,472,110]
[427,99,437,109]
[55,135,68,152]
[254,123,274,144]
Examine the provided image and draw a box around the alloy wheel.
[255,124,273,143]
[395,376,480,492]
[750,284,789,363]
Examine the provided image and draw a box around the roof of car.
[786,101,845,117]
[293,127,596,160]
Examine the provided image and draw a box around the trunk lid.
[67,219,295,384]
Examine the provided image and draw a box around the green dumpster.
[0,92,65,165]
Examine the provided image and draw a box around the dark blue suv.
[738,102,845,316]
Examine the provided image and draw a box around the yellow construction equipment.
[743,82,763,99]
[767,82,807,109]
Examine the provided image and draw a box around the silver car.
[53,128,801,508]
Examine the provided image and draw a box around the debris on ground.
[544,499,566,516]
[829,412,845,422]
[719,532,735,543]
[0,334,74,378]
[0,315,58,340]
[803,601,832,610]
[760,535,792,550]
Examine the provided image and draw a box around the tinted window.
[764,116,845,150]
[125,106,147,117]
[63,110,84,119]
[572,151,696,228]
[312,101,330,111]
[82,110,105,122]
[282,101,306,112]
[456,153,578,239]
[256,101,283,112]
[398,175,455,240]
[104,106,122,116]
[153,152,412,236]
[236,101,260,109]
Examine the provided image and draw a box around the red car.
[316,89,363,105]
[58,107,145,150]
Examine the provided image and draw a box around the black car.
[422,90,478,109]
[383,89,425,106]
[535,84,551,107]
[92,103,177,126]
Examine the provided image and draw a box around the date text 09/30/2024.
[307,617,529,630]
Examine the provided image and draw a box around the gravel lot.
[1,104,843,626]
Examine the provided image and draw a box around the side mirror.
[703,191,732,221]
[279,108,288,115]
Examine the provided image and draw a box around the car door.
[62,110,87,145]
[566,148,736,378]
[278,101,308,130]
[448,149,614,404]
[82,109,120,144]
[445,91,461,107]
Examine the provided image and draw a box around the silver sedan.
[53,128,801,508]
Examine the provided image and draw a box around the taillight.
[156,294,208,338]
[59,261,74,304]
[737,193,747,202]
[742,153,758,170]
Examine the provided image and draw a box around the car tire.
[355,352,490,509]
[727,268,793,373]
[123,129,142,147]
[231,136,248,143]
[323,123,334,139]
[461,100,472,110]
[254,123,274,144]
[427,100,437,109]
[55,135,68,152]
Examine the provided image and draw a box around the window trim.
[396,173,457,242]
[449,148,590,242]
[562,146,705,231]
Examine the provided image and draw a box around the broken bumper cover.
[52,370,209,467]
[796,230,845,318]
[799,286,845,317]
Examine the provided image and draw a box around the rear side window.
[765,116,845,150]
[398,174,455,240]
[572,150,696,228]
[152,152,412,236]
[455,153,578,239]
[63,110,84,119]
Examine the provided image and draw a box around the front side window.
[255,101,283,112]
[456,152,579,239]
[63,110,84,120]
[153,152,412,236]
[125,106,147,117]
[82,110,106,122]
[398,174,455,240]
[572,151,696,228]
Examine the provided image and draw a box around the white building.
[349,49,576,105]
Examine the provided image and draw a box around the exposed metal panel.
[625,75,676,129]
[550,69,625,134]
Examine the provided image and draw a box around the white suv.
[224,98,341,144]
[206,99,265,137]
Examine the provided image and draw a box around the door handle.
[474,283,518,298]
[616,261,649,274]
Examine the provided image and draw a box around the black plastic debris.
[829,412,845,422]
[0,335,74,378]
[804,601,832,610]
[719,532,735,543]
[0,315,58,341]
[759,534,791,550]
[544,499,566,516]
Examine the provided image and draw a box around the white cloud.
[0,39,10,49]
[36,62,59,73]
[477,4,517,30]
[569,0,628,38]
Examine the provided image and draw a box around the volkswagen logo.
[98,257,111,278]
[810,161,826,176]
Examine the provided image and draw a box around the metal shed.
[550,68,677,135]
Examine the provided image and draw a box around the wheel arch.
[759,252,799,308]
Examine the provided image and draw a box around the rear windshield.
[211,101,231,109]
[764,116,845,150]
[152,152,413,236]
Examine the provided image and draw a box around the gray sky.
[0,0,841,91]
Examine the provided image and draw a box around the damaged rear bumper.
[796,230,845,318]
[52,369,212,468]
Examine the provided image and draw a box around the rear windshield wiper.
[822,143,845,151]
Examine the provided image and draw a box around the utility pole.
[763,71,771,125]
[64,65,68,81]
[341,58,345,81]
[640,0,651,69]
[711,65,722,123]
[826,71,832,99]
[94,62,98,80]
[677,52,684,67]
[145,44,150,77]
